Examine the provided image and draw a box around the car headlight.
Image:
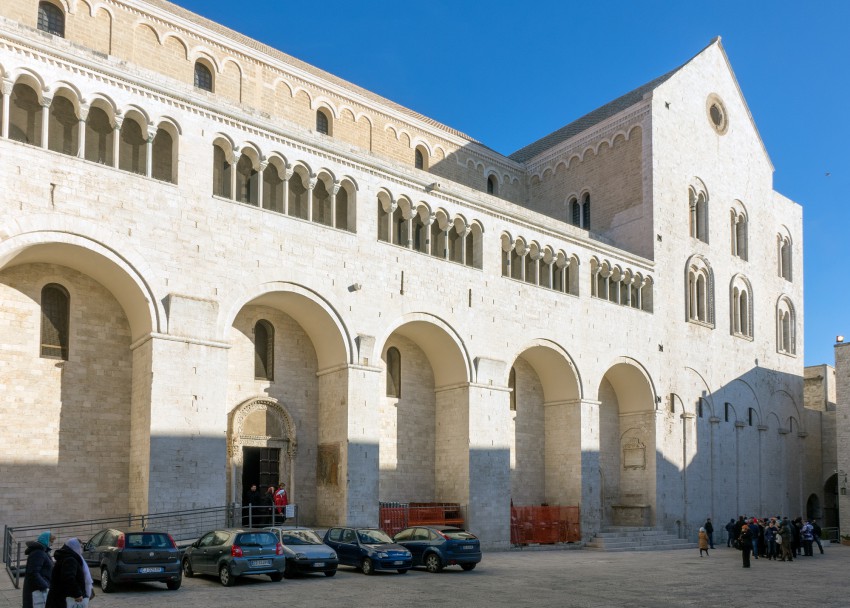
[376,552,388,558]
[403,551,411,558]
[295,553,307,559]
[330,552,337,559]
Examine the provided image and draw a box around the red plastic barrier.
[511,505,580,545]
[379,503,465,537]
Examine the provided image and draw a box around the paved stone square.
[3,545,847,608]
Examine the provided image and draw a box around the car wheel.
[460,563,477,571]
[269,572,283,582]
[166,578,182,591]
[425,553,443,573]
[283,560,296,579]
[100,567,115,593]
[324,570,337,577]
[182,558,194,578]
[219,564,235,587]
[361,557,374,575]
[397,569,408,574]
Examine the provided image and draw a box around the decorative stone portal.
[227,398,297,505]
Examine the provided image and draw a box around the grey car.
[182,528,285,586]
[266,526,339,577]
[82,529,182,592]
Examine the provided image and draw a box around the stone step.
[586,525,698,552]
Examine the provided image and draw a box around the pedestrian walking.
[698,527,710,557]
[725,518,735,547]
[739,525,753,568]
[811,519,824,554]
[704,518,715,549]
[801,520,814,556]
[45,538,94,608]
[23,531,54,608]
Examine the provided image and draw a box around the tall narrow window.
[386,347,401,398]
[724,402,731,422]
[509,367,517,411]
[38,2,65,37]
[777,297,796,355]
[254,320,274,380]
[487,175,497,196]
[689,186,708,243]
[582,194,591,230]
[213,144,232,198]
[316,110,330,135]
[41,284,69,360]
[748,408,755,426]
[570,198,580,227]
[414,148,425,170]
[194,62,213,92]
[778,236,792,281]
[686,256,714,326]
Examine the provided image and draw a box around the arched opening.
[823,474,838,531]
[262,160,284,213]
[212,142,232,198]
[151,124,177,184]
[316,109,331,135]
[84,104,115,165]
[38,2,65,37]
[312,178,331,226]
[287,170,308,220]
[9,82,43,146]
[118,117,146,175]
[806,493,821,521]
[598,359,657,527]
[47,95,79,156]
[194,61,214,92]
[235,153,258,205]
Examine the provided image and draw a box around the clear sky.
[171,0,849,367]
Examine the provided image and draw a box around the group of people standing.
[724,515,824,568]
[23,532,97,608]
[242,482,289,527]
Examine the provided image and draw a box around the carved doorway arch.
[228,397,297,506]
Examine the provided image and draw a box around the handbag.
[732,538,741,550]
[65,598,89,608]
[775,533,782,544]
[31,590,47,608]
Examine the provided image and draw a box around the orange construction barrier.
[378,502,466,537]
[511,505,580,545]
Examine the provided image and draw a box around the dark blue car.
[392,526,481,572]
[323,527,412,574]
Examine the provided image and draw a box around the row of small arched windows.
[590,259,653,312]
[500,235,580,296]
[1,81,177,183]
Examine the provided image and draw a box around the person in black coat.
[45,539,91,608]
[739,525,753,568]
[23,531,54,608]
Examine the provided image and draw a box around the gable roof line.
[508,38,729,164]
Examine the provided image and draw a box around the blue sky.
[173,0,849,366]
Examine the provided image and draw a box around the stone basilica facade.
[0,0,826,548]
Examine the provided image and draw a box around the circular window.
[706,95,728,134]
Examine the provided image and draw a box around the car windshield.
[236,532,277,546]
[357,529,393,544]
[281,530,323,545]
[125,533,172,549]
[440,529,477,540]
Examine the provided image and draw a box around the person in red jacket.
[274,483,289,522]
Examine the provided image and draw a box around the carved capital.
[331,180,341,197]
[146,125,158,142]
[1,79,13,96]
[307,175,318,190]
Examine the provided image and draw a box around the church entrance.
[241,447,280,494]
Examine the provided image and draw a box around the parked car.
[82,528,182,592]
[392,526,481,572]
[182,528,285,586]
[265,526,339,577]
[323,527,412,574]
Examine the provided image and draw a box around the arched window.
[262,163,283,212]
[686,256,714,326]
[412,214,427,253]
[377,198,390,242]
[38,2,65,37]
[335,186,351,231]
[581,193,591,230]
[119,119,146,175]
[748,408,755,426]
[212,143,232,198]
[194,62,213,92]
[41,284,69,360]
[316,109,330,135]
[254,320,274,380]
[487,174,498,196]
[569,198,580,227]
[392,206,407,246]
[777,297,796,355]
[509,367,516,411]
[386,347,401,398]
[84,105,114,165]
[414,147,426,170]
[288,171,308,219]
[9,83,43,146]
[724,402,732,422]
[731,208,748,260]
[778,234,792,281]
[47,96,79,156]
[152,126,175,183]
[689,185,708,243]
[236,154,258,205]
[730,275,753,339]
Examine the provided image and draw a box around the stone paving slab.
[2,545,846,608]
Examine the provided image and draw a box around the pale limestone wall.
[835,344,850,536]
[510,357,545,504]
[378,336,436,503]
[0,263,132,526]
[0,5,819,549]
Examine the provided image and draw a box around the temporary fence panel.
[378,502,466,537]
[510,505,580,546]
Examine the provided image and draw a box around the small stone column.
[0,79,12,139]
[256,160,268,207]
[111,116,123,169]
[40,96,52,149]
[306,175,316,222]
[330,180,341,228]
[77,104,89,159]
[281,166,292,215]
[145,125,157,178]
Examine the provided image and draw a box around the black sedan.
[182,529,286,586]
[393,526,481,572]
[82,529,182,592]
[323,527,412,574]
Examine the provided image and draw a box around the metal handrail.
[3,504,245,588]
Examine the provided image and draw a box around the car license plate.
[138,567,164,574]
[313,562,325,568]
[250,559,272,567]
[462,545,473,550]
[393,560,403,565]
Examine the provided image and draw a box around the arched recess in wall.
[0,229,162,341]
[506,339,583,508]
[217,281,352,370]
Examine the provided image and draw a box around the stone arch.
[218,281,352,371]
[227,397,297,507]
[0,227,161,340]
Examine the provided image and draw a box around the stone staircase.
[584,526,698,551]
